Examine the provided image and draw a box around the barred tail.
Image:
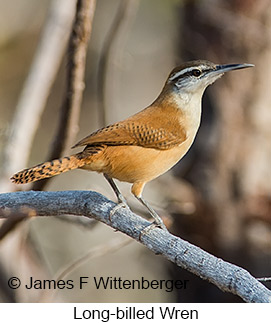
[10,154,85,184]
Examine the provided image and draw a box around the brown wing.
[73,120,187,150]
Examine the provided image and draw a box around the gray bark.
[0,190,270,303]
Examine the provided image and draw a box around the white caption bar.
[1,303,270,322]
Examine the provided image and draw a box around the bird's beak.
[213,63,254,75]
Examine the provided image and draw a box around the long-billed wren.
[11,60,253,229]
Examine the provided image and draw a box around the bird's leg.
[131,182,167,231]
[135,196,167,231]
[104,174,130,221]
[104,174,128,205]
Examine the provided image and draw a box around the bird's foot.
[139,219,168,241]
[109,199,130,223]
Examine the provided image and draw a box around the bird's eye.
[192,69,201,77]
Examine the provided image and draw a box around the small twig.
[257,277,271,282]
[97,0,139,126]
[32,0,96,191]
[1,190,271,303]
[56,214,98,229]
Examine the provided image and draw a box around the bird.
[11,60,253,230]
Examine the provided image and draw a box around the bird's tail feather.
[10,154,85,184]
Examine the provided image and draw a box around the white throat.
[172,89,204,136]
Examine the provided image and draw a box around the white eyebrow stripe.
[169,65,205,82]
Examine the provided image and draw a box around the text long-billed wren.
[11,60,253,230]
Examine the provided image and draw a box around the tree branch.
[32,0,96,191]
[0,0,76,192]
[0,190,270,303]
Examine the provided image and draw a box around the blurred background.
[0,0,271,302]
